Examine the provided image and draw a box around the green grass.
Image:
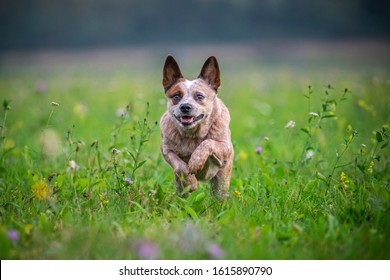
[0,43,389,259]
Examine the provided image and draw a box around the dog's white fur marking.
[184,79,195,89]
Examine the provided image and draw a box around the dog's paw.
[173,162,190,177]
[186,174,198,192]
[188,150,208,174]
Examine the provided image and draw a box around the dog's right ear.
[163,55,183,91]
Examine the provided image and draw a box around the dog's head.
[162,55,221,132]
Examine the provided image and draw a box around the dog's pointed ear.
[163,55,183,91]
[198,56,220,92]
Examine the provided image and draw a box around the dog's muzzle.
[175,114,205,127]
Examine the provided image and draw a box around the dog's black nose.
[180,103,192,113]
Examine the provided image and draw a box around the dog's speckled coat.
[160,56,234,197]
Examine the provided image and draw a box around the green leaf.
[300,128,310,135]
[316,172,328,183]
[321,114,337,119]
[135,160,147,170]
[376,131,383,143]
[194,192,206,203]
[183,204,198,220]
[380,142,388,149]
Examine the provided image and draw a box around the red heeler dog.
[160,55,234,198]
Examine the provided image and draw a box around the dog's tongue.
[181,116,194,124]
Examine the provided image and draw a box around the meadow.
[0,41,389,259]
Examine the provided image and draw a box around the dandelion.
[32,180,50,200]
[309,112,319,117]
[135,241,158,260]
[233,190,241,198]
[285,120,296,129]
[7,229,19,242]
[255,147,262,154]
[123,177,133,185]
[207,244,224,259]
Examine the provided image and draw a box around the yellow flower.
[32,180,50,200]
[238,151,248,161]
[340,172,350,188]
[233,190,241,198]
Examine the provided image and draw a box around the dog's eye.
[195,93,205,101]
[172,93,181,101]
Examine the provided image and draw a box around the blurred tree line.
[0,0,389,50]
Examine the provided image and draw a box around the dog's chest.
[173,137,203,159]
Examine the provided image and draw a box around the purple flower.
[123,177,133,185]
[7,229,19,242]
[36,80,47,93]
[136,241,158,260]
[207,244,224,259]
[255,147,262,154]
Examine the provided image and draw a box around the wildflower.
[123,177,133,185]
[51,101,59,107]
[68,160,78,171]
[367,161,374,175]
[32,180,50,200]
[116,108,126,117]
[7,229,19,242]
[309,112,319,117]
[207,244,224,259]
[340,172,350,188]
[233,190,241,198]
[135,241,158,260]
[36,80,47,93]
[285,120,296,129]
[112,148,121,155]
[304,149,315,161]
[238,151,248,161]
[255,147,262,154]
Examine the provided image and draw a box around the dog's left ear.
[198,56,220,93]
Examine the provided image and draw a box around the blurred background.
[0,0,389,50]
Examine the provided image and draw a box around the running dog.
[160,55,234,197]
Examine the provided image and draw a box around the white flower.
[69,160,79,171]
[309,112,319,117]
[305,149,315,160]
[112,148,121,155]
[285,120,296,129]
[116,108,126,117]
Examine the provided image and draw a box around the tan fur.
[160,55,234,197]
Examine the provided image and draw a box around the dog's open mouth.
[175,114,205,126]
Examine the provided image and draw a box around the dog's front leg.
[188,139,232,174]
[162,150,198,196]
